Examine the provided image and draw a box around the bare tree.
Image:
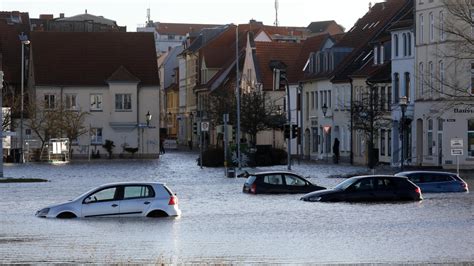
[351,82,392,168]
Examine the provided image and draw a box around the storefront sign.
[454,108,474,113]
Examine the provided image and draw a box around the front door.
[81,186,120,217]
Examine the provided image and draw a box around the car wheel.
[56,212,77,219]
[146,210,169,218]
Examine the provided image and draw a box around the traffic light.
[193,122,198,135]
[291,124,298,139]
[284,124,290,139]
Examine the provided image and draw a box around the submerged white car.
[36,182,181,218]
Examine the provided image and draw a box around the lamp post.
[322,104,328,162]
[297,83,303,163]
[399,96,408,171]
[19,32,30,163]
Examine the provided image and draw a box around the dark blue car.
[395,171,469,193]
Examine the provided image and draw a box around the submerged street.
[0,151,473,264]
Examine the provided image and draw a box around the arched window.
[407,33,412,56]
[394,34,399,57]
[439,11,445,41]
[427,119,433,156]
[393,73,400,103]
[429,12,434,42]
[439,60,444,95]
[419,14,424,43]
[419,62,424,97]
[402,33,407,56]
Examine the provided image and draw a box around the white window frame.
[429,12,434,42]
[90,94,103,111]
[91,128,103,144]
[419,14,424,44]
[115,93,132,111]
[394,34,399,57]
[44,94,55,109]
[65,93,77,110]
[439,11,445,41]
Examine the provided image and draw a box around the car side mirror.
[84,196,93,204]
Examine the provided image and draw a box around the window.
[429,12,434,42]
[311,92,315,110]
[65,94,77,110]
[315,91,318,109]
[44,94,55,109]
[427,119,433,156]
[419,62,424,96]
[263,174,282,185]
[387,86,392,110]
[402,33,407,56]
[284,175,306,186]
[388,130,392,155]
[124,185,155,199]
[115,93,132,111]
[429,61,434,97]
[439,61,445,95]
[404,72,411,100]
[380,86,386,111]
[380,45,384,63]
[393,73,400,103]
[374,46,378,65]
[394,34,399,57]
[85,187,117,203]
[469,119,474,156]
[350,178,374,191]
[381,129,386,156]
[419,14,424,43]
[323,53,328,71]
[91,128,103,144]
[328,90,332,108]
[439,11,445,41]
[90,94,103,111]
[407,33,412,56]
[471,63,474,95]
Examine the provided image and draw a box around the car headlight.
[36,208,50,217]
[311,197,322,202]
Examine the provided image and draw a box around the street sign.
[451,149,463,156]
[451,138,463,148]
[201,121,209,132]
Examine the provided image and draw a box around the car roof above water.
[97,181,166,188]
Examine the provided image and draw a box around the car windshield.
[334,178,358,190]
[245,175,257,185]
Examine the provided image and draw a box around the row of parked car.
[242,170,469,202]
[35,170,468,219]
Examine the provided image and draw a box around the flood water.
[1,151,473,264]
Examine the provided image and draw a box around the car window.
[407,173,422,183]
[245,175,257,185]
[376,178,396,189]
[123,185,155,199]
[349,178,374,191]
[423,173,453,183]
[263,174,283,185]
[284,175,306,186]
[85,187,117,203]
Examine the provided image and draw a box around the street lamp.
[321,104,329,162]
[322,104,328,117]
[399,96,408,171]
[19,32,30,163]
[145,111,152,127]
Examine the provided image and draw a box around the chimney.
[59,13,65,18]
[369,2,372,10]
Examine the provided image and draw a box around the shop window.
[468,120,474,157]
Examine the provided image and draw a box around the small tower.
[274,0,279,27]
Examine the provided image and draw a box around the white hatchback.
[35,182,181,218]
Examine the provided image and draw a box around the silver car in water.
[36,182,181,218]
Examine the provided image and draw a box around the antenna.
[147,8,150,24]
[274,0,279,27]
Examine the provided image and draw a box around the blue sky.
[2,0,382,31]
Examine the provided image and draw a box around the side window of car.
[433,174,452,182]
[284,175,306,186]
[84,187,117,203]
[408,174,422,183]
[263,175,283,185]
[123,185,155,199]
[376,178,396,189]
[350,179,374,191]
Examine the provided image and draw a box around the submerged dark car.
[301,175,422,202]
[242,171,326,194]
[395,171,469,193]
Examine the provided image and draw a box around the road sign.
[201,122,209,132]
[451,138,463,148]
[451,149,463,156]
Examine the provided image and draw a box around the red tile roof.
[31,32,159,86]
[0,11,30,86]
[254,42,304,91]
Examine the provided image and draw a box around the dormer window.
[374,46,378,65]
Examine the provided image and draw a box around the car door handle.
[111,204,118,207]
[144,201,151,205]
